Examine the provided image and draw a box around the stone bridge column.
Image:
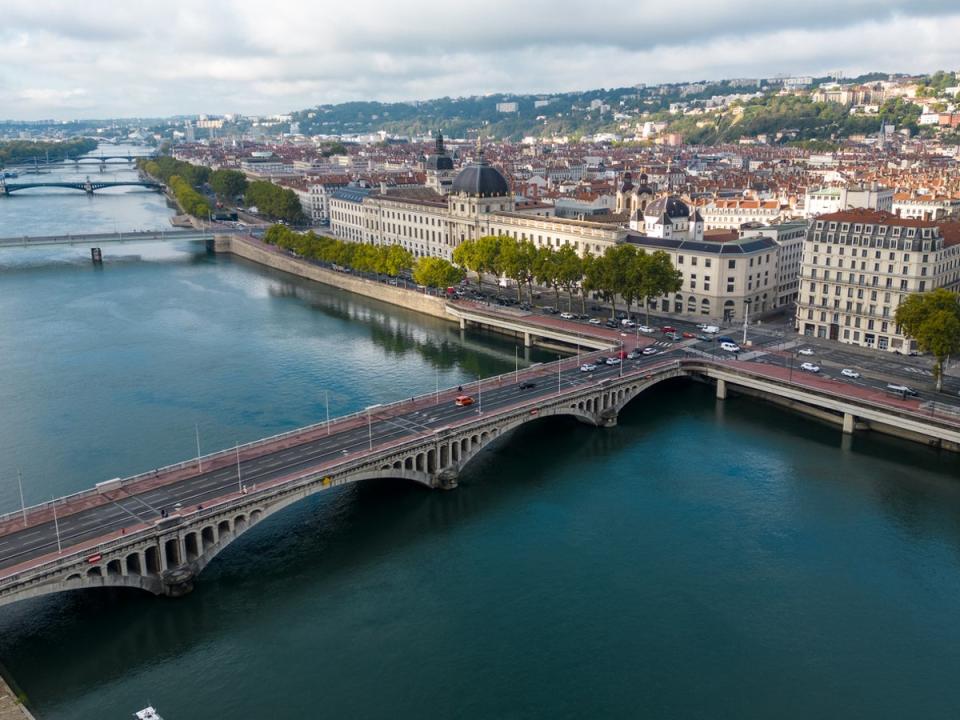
[716,378,728,400]
[842,412,855,434]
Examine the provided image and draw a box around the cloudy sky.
[1,0,959,120]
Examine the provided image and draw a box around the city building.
[740,221,808,307]
[804,183,894,217]
[794,210,960,351]
[699,198,792,230]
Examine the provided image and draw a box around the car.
[519,381,537,390]
[588,318,602,325]
[605,320,619,329]
[560,312,576,320]
[637,325,655,334]
[454,395,475,406]
[681,331,696,339]
[580,363,597,372]
[541,306,559,315]
[696,334,714,342]
[661,325,676,334]
[701,325,720,334]
[665,332,683,341]
[605,356,621,365]
[642,347,659,355]
[716,336,736,345]
[621,319,636,328]
[800,362,820,373]
[886,384,919,397]
[720,341,741,352]
[798,348,815,356]
[840,368,861,379]
[627,350,641,360]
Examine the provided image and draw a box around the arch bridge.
[0,177,163,196]
[1,357,957,609]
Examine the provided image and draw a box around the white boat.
[134,708,164,720]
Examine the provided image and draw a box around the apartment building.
[795,210,960,351]
[804,183,893,217]
[740,221,808,307]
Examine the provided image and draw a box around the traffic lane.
[0,352,675,569]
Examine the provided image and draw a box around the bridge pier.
[524,331,532,348]
[716,378,728,400]
[843,412,855,435]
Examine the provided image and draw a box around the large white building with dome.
[329,152,790,321]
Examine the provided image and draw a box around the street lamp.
[742,299,752,346]
[366,404,382,450]
[557,354,562,394]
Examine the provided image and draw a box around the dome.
[620,171,634,193]
[645,195,689,219]
[425,154,454,171]
[451,157,510,197]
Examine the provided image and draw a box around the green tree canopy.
[895,288,960,391]
[210,169,248,200]
[413,257,465,289]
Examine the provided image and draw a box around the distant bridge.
[0,176,163,196]
[4,154,156,170]
[0,228,245,248]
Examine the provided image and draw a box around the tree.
[638,250,682,325]
[577,250,596,314]
[553,245,582,311]
[383,245,414,277]
[533,245,560,307]
[413,256,465,289]
[895,289,960,392]
[452,239,481,290]
[498,237,535,302]
[210,169,248,200]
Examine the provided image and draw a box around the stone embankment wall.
[0,673,35,720]
[214,235,450,320]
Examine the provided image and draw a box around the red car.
[661,325,676,334]
[682,331,696,339]
[455,395,475,406]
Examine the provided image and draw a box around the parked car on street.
[798,348,815,356]
[588,318,602,325]
[840,368,861,379]
[800,362,820,373]
[720,341,741,352]
[560,312,576,320]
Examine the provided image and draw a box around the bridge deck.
[2,341,959,591]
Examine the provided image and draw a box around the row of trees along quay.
[453,236,681,322]
[895,288,960,392]
[138,156,305,224]
[262,224,464,290]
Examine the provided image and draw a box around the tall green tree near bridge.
[895,288,960,392]
[412,257,465,290]
[210,169,248,200]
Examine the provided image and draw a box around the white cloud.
[0,0,958,119]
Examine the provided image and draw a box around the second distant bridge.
[0,177,163,196]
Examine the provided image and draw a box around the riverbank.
[215,233,455,320]
[0,673,34,720]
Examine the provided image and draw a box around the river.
[1,146,960,720]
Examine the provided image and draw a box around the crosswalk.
[902,366,934,377]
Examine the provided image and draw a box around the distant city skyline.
[1,0,959,121]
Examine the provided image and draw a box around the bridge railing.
[0,353,661,589]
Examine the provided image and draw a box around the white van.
[701,325,719,334]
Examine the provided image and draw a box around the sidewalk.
[0,675,34,720]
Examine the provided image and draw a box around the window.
[728,259,736,269]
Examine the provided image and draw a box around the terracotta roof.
[815,209,939,228]
[938,221,960,247]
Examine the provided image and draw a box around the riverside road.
[0,344,671,573]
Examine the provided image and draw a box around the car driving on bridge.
[454,395,475,406]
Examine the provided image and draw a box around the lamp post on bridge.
[195,424,203,472]
[366,404,382,450]
[16,469,26,526]
[235,442,243,494]
[51,497,62,555]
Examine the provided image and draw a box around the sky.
[1,0,959,121]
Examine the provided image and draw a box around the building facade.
[794,210,960,351]
[741,221,808,307]
[804,183,894,218]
